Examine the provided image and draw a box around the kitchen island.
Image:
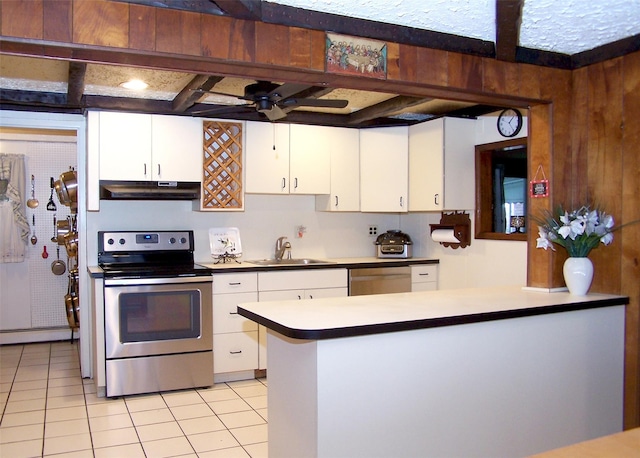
[238,286,628,458]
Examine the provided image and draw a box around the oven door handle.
[104,275,212,286]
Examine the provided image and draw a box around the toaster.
[374,230,413,258]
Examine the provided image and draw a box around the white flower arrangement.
[535,205,615,257]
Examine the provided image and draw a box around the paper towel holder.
[430,211,471,249]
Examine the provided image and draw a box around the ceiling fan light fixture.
[255,98,273,112]
[120,79,148,90]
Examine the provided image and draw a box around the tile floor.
[0,341,268,457]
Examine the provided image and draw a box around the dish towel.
[0,154,28,263]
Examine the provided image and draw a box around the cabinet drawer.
[214,331,258,374]
[411,282,438,292]
[411,265,438,283]
[213,292,258,334]
[213,272,258,294]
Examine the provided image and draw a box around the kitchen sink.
[245,258,335,266]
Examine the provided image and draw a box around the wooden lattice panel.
[202,121,243,210]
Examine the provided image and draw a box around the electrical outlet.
[368,225,378,236]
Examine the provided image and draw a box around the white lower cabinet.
[411,264,438,292]
[212,273,259,375]
[257,269,348,369]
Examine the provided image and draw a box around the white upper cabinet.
[244,122,331,194]
[409,117,475,211]
[97,111,202,182]
[99,111,152,181]
[150,115,202,182]
[244,121,291,193]
[360,126,409,212]
[289,124,330,194]
[316,126,360,212]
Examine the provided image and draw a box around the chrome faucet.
[275,236,292,260]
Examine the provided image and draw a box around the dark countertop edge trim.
[238,296,629,341]
[88,258,439,277]
[202,258,439,273]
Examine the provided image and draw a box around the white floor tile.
[89,412,134,432]
[218,410,266,429]
[229,424,268,446]
[141,435,195,458]
[208,398,252,415]
[44,405,87,422]
[169,403,214,420]
[4,397,47,414]
[86,399,127,417]
[42,431,92,455]
[44,418,90,438]
[231,384,268,398]
[244,441,269,458]
[0,437,43,458]
[1,410,45,427]
[93,442,146,458]
[91,426,140,449]
[125,394,166,412]
[46,393,86,409]
[161,390,203,407]
[187,429,240,453]
[0,423,44,442]
[178,415,226,435]
[135,420,184,442]
[198,446,251,457]
[7,388,46,402]
[130,407,175,426]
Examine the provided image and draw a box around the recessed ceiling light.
[120,79,148,90]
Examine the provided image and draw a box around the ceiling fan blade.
[267,82,313,101]
[281,98,349,109]
[191,88,243,100]
[262,104,287,121]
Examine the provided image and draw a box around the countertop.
[88,257,438,277]
[528,427,640,457]
[238,286,629,340]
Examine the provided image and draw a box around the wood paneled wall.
[1,0,639,429]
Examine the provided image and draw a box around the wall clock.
[497,108,523,137]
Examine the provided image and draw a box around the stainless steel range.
[98,230,213,397]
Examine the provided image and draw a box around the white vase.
[563,257,594,295]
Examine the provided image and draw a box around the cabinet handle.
[294,177,298,189]
[419,273,430,276]
[229,312,239,315]
[157,164,161,176]
[335,196,339,207]
[228,282,241,286]
[230,350,242,354]
[434,193,440,205]
[297,295,302,300]
[308,295,313,299]
[281,178,286,189]
[144,163,147,176]
[400,196,404,207]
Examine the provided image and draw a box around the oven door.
[104,276,212,359]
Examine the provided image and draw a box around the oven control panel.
[99,231,194,252]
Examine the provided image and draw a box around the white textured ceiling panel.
[520,0,640,54]
[271,0,495,41]
[269,0,640,55]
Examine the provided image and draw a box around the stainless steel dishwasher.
[349,266,411,296]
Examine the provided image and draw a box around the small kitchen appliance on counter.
[375,230,413,259]
[98,230,214,397]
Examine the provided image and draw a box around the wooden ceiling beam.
[67,62,86,107]
[111,0,225,15]
[495,0,524,62]
[172,74,224,112]
[347,95,430,125]
[0,89,68,107]
[212,0,262,21]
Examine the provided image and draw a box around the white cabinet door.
[99,111,152,181]
[213,292,258,334]
[304,287,348,299]
[360,126,409,212]
[245,121,290,193]
[409,119,443,211]
[289,124,330,194]
[151,115,202,182]
[409,118,475,211]
[410,264,438,291]
[316,126,360,211]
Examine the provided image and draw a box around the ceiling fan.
[192,80,349,121]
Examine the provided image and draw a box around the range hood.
[99,181,201,200]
